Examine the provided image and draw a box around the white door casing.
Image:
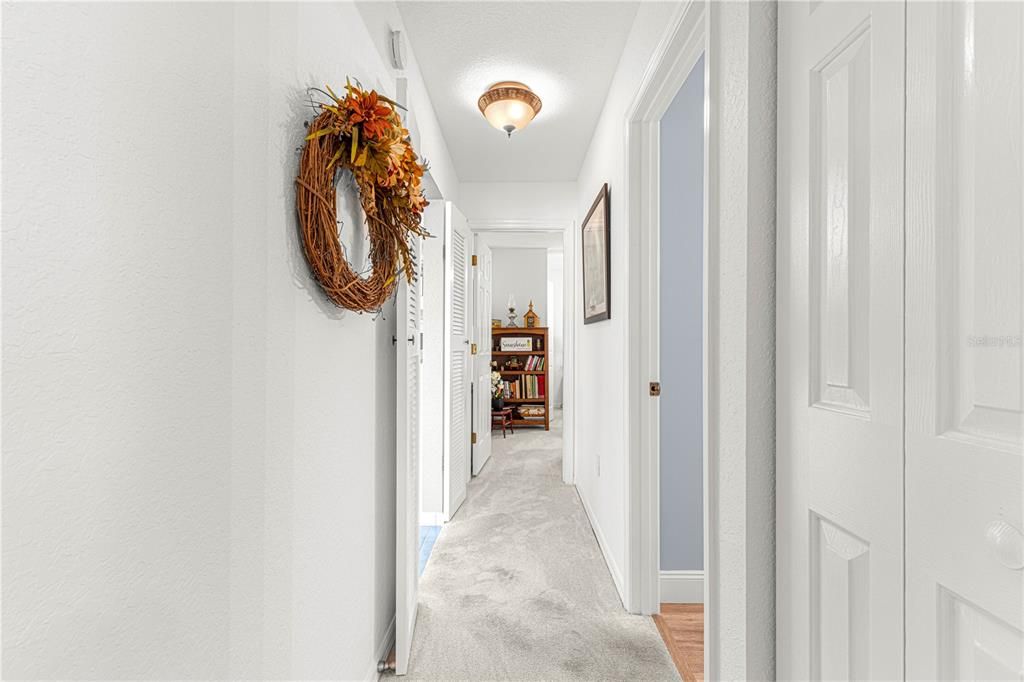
[395,235,422,676]
[444,203,472,519]
[905,3,1024,677]
[473,239,493,475]
[777,2,905,678]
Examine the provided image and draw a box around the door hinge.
[471,254,478,266]
[471,432,477,444]
[649,381,661,396]
[471,343,478,355]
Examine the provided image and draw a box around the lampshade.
[477,81,542,137]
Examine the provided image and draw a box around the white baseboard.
[575,485,626,604]
[366,615,395,681]
[419,511,445,527]
[660,570,704,604]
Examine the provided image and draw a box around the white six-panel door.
[473,240,493,475]
[905,3,1023,677]
[777,2,906,678]
[781,1,1024,678]
[444,203,472,518]
[395,235,421,676]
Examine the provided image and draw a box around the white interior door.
[777,2,906,678]
[473,240,493,475]
[905,3,1024,677]
[444,203,472,518]
[395,235,422,676]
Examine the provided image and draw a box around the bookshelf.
[491,327,549,431]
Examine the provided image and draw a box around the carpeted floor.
[402,414,680,681]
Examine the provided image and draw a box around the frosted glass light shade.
[477,81,542,136]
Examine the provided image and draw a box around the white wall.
[547,250,565,407]
[460,182,576,224]
[705,3,777,677]
[491,248,548,324]
[2,3,457,679]
[571,2,677,598]
[355,1,459,206]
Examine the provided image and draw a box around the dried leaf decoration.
[295,80,429,312]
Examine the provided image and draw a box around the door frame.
[624,1,776,679]
[469,220,576,485]
[470,237,493,476]
[626,0,708,618]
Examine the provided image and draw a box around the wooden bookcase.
[491,327,550,430]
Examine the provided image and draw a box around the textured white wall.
[459,182,577,224]
[572,2,677,597]
[491,248,548,324]
[3,5,235,677]
[547,250,565,406]
[2,3,457,679]
[706,3,776,678]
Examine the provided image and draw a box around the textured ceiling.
[397,1,640,182]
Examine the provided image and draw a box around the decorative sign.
[500,337,533,351]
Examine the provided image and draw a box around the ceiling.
[396,1,640,183]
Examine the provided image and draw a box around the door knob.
[985,520,1024,570]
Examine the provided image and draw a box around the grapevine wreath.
[295,82,428,312]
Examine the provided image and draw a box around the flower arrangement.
[491,371,503,399]
[295,81,429,312]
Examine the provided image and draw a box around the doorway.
[643,45,708,675]
[473,224,575,483]
[622,1,715,679]
[651,50,706,682]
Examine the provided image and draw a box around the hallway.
[404,416,679,680]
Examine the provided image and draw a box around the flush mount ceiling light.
[477,81,542,137]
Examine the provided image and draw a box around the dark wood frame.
[581,183,611,324]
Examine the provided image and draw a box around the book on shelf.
[499,375,546,400]
[528,355,545,370]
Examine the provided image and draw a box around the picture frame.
[581,183,611,324]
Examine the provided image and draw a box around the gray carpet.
[403,414,680,681]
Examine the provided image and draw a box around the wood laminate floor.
[652,604,704,682]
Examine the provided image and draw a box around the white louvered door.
[905,3,1023,677]
[395,235,421,676]
[777,2,906,677]
[445,203,472,518]
[473,240,493,475]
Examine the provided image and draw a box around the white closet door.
[395,235,422,676]
[444,203,472,518]
[473,240,493,475]
[905,3,1024,677]
[777,2,905,678]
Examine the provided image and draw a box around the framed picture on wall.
[581,183,611,324]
